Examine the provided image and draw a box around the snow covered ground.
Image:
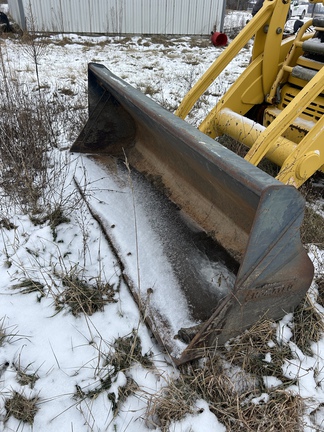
[0,5,323,431]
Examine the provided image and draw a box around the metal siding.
[163,0,171,33]
[7,0,21,27]
[106,0,124,34]
[188,0,196,34]
[125,0,134,33]
[7,0,225,35]
[124,0,132,33]
[198,0,208,33]
[173,0,182,34]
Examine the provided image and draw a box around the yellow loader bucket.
[71,64,313,364]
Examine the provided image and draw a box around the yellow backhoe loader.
[71,0,323,364]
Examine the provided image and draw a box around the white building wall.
[7,0,225,35]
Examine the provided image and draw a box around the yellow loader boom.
[176,0,324,188]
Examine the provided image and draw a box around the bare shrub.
[0,38,86,221]
[17,31,49,91]
[0,72,52,210]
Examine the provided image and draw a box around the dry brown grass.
[108,377,139,416]
[0,318,6,346]
[146,378,196,430]
[191,322,303,431]
[11,279,45,298]
[301,206,324,246]
[75,332,151,417]
[316,276,324,308]
[4,391,39,424]
[146,318,305,431]
[110,333,153,371]
[16,367,39,389]
[0,36,86,221]
[221,319,294,387]
[292,292,324,356]
[147,358,303,431]
[0,317,19,347]
[298,178,324,247]
[54,273,117,317]
[153,277,324,432]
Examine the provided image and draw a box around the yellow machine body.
[176,0,324,188]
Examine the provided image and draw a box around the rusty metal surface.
[71,63,314,363]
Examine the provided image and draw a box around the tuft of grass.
[75,372,114,400]
[16,370,39,389]
[146,317,305,431]
[301,206,324,246]
[0,319,6,347]
[110,36,132,45]
[0,218,17,230]
[54,273,117,316]
[235,390,303,432]
[188,36,213,48]
[58,87,76,96]
[15,364,39,389]
[30,205,70,226]
[292,292,324,355]
[30,206,70,240]
[185,354,303,431]
[146,378,196,430]
[220,319,295,388]
[146,349,303,431]
[143,84,158,97]
[4,391,39,424]
[110,332,153,371]
[108,377,139,416]
[11,279,45,298]
[316,276,324,308]
[0,317,19,347]
[75,332,149,417]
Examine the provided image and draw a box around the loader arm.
[175,0,290,120]
[177,0,324,188]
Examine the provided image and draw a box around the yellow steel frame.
[175,0,290,121]
[175,0,324,187]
